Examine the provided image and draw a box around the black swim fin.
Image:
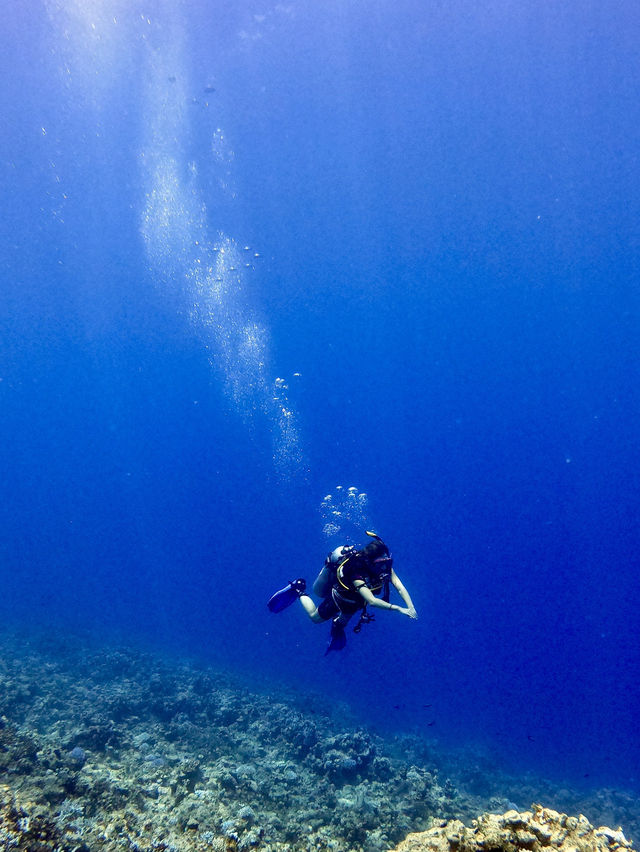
[324,619,346,655]
[267,578,306,613]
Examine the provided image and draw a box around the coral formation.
[0,632,463,851]
[0,629,637,852]
[390,804,635,852]
[0,786,84,852]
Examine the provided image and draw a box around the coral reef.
[390,804,635,852]
[0,632,462,851]
[0,786,85,852]
[0,629,637,852]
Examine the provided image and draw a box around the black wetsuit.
[317,550,388,621]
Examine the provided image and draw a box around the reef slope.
[0,630,637,852]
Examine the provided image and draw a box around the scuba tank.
[313,545,355,598]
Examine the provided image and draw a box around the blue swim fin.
[267,578,306,613]
[324,619,346,655]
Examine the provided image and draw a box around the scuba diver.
[267,532,418,654]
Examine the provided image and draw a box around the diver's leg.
[312,565,333,598]
[299,594,325,623]
[334,610,353,627]
[325,609,352,654]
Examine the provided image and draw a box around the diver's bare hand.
[398,606,418,619]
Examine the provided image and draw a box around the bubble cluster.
[138,34,306,482]
[320,486,370,544]
[272,375,305,479]
[211,127,236,197]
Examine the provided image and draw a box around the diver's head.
[363,540,389,561]
[362,532,392,566]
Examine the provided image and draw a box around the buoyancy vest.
[336,551,391,600]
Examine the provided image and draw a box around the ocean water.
[1,0,638,803]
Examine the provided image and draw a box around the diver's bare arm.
[390,570,418,618]
[356,583,416,619]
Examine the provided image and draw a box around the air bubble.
[319,486,372,544]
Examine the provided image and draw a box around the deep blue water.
[1,0,639,794]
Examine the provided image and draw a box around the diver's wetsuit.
[317,549,388,622]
